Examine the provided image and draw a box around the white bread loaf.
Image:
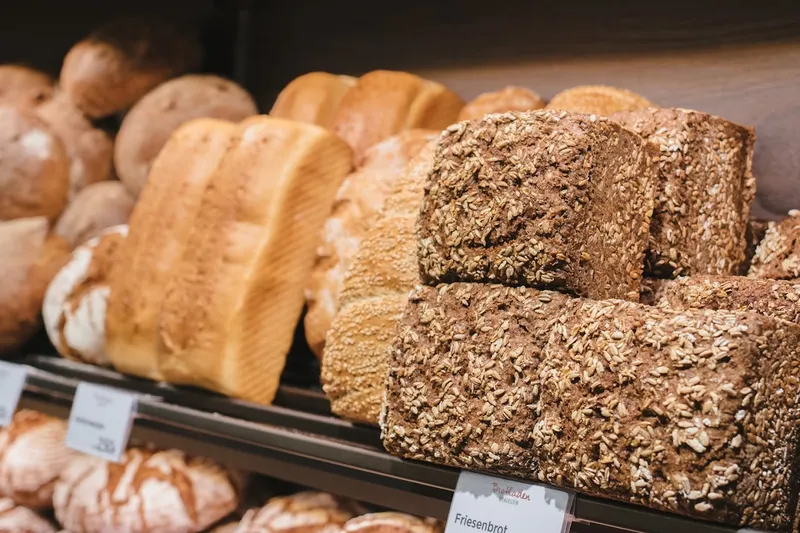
[305,129,436,358]
[343,513,443,533]
[0,65,53,108]
[53,448,239,533]
[330,70,463,165]
[234,492,363,533]
[159,116,352,404]
[0,410,78,510]
[270,72,356,128]
[0,106,70,221]
[54,181,135,248]
[105,118,237,381]
[0,498,55,533]
[42,225,128,366]
[457,86,546,121]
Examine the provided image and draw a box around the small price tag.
[446,471,574,533]
[66,383,136,462]
[0,362,27,426]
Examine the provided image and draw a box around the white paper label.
[66,383,137,462]
[0,362,27,426]
[446,471,574,533]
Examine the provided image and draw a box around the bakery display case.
[1,1,800,532]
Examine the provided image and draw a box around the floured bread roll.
[43,225,127,366]
[0,410,78,509]
[305,129,436,358]
[546,85,653,115]
[54,181,135,248]
[0,498,55,533]
[0,65,53,108]
[54,448,239,533]
[234,492,363,533]
[343,514,443,533]
[270,72,356,128]
[457,86,545,120]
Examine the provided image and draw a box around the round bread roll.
[43,225,127,366]
[54,181,135,248]
[0,217,70,352]
[36,91,113,198]
[0,410,78,509]
[0,65,53,109]
[60,18,202,119]
[545,85,653,116]
[54,448,239,533]
[234,492,364,533]
[0,106,70,221]
[343,514,443,533]
[457,86,546,121]
[0,497,55,533]
[114,75,258,196]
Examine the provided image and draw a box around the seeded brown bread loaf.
[270,72,356,128]
[612,108,756,278]
[115,75,257,197]
[331,70,463,165]
[343,514,443,533]
[159,116,352,404]
[0,498,55,533]
[60,18,202,118]
[0,65,53,108]
[749,211,800,279]
[305,130,435,358]
[54,181,135,248]
[457,86,546,121]
[741,220,770,275]
[234,492,363,533]
[106,118,236,381]
[546,85,653,115]
[383,283,800,530]
[418,110,656,300]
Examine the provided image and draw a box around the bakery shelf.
[14,353,751,533]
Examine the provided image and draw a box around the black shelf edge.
[16,355,750,533]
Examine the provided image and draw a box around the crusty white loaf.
[234,492,363,533]
[457,86,546,121]
[43,225,128,366]
[54,181,135,248]
[106,118,236,381]
[0,497,55,533]
[305,129,436,358]
[331,70,463,165]
[270,72,356,128]
[343,513,443,533]
[159,116,352,404]
[53,448,239,533]
[0,65,53,108]
[0,410,78,510]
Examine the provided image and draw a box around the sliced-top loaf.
[749,210,800,279]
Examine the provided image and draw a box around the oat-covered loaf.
[0,410,78,509]
[612,108,756,278]
[418,110,656,300]
[0,498,55,533]
[343,514,442,533]
[270,72,356,128]
[546,85,653,115]
[457,86,546,121]
[234,492,363,533]
[749,210,800,279]
[383,283,800,530]
[0,65,53,108]
[54,181,135,248]
[54,448,239,533]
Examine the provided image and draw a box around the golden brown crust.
[54,181,135,248]
[270,72,357,128]
[0,65,53,108]
[546,85,653,115]
[457,86,545,121]
[236,492,363,533]
[343,513,443,533]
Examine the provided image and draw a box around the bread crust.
[458,86,545,121]
[270,72,356,128]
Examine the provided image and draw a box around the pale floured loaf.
[159,116,352,404]
[270,72,357,128]
[343,513,443,533]
[305,129,436,358]
[53,448,239,533]
[546,85,653,115]
[0,497,55,533]
[43,225,128,366]
[0,410,78,510]
[106,118,237,381]
[0,65,53,108]
[331,70,463,164]
[234,492,363,533]
[457,86,546,121]
[54,181,135,248]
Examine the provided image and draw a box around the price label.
[0,362,27,426]
[445,471,574,533]
[65,383,136,462]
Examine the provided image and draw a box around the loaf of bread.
[0,106,70,221]
[270,72,356,128]
[546,85,653,115]
[457,86,545,121]
[418,110,656,300]
[0,498,55,533]
[612,108,756,278]
[0,217,70,352]
[383,283,800,530]
[741,219,771,275]
[234,492,362,533]
[43,225,127,366]
[343,513,442,533]
[106,119,236,381]
[159,116,352,404]
[331,70,463,164]
[115,75,257,196]
[749,210,800,279]
[54,181,135,248]
[60,18,202,118]
[54,448,239,533]
[305,129,435,358]
[0,65,53,108]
